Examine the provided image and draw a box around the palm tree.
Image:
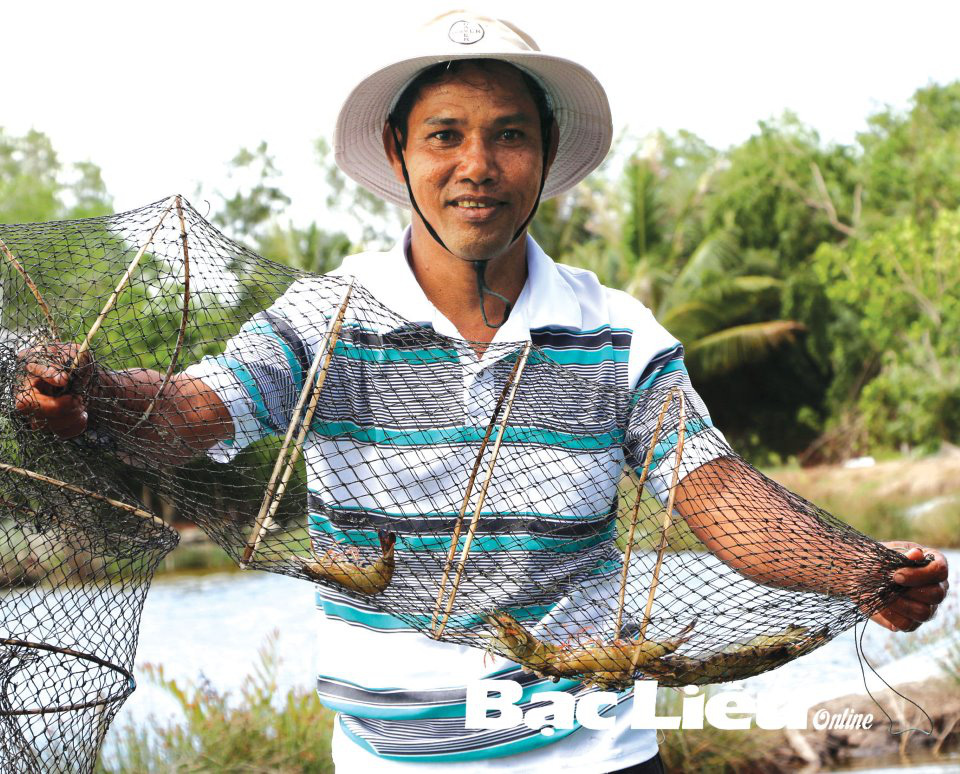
[557,140,806,383]
[655,231,806,379]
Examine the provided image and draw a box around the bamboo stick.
[241,279,354,565]
[0,237,58,338]
[130,195,192,432]
[431,350,527,636]
[614,390,676,638]
[0,462,166,528]
[68,198,175,375]
[435,342,531,639]
[0,637,133,716]
[635,389,686,663]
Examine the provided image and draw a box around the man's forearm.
[674,456,878,598]
[88,368,232,466]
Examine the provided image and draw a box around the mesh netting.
[0,358,177,769]
[0,196,925,769]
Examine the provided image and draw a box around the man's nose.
[457,135,498,185]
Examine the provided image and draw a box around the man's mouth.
[448,197,503,210]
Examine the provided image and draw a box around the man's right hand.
[14,342,95,439]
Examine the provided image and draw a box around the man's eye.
[430,130,455,142]
[500,129,524,141]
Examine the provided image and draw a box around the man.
[17,11,948,773]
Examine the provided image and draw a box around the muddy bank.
[777,678,960,771]
[772,454,960,504]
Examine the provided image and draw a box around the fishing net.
[0,196,925,768]
[0,284,178,773]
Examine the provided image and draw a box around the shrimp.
[296,531,396,595]
[484,612,693,688]
[662,624,827,682]
[553,632,688,673]
[483,612,565,677]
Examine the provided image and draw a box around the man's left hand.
[871,542,949,632]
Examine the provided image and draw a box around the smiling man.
[15,9,950,774]
[378,57,556,340]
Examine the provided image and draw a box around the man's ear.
[382,122,406,184]
[544,119,560,176]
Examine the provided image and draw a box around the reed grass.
[98,632,335,773]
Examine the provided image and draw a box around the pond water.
[104,549,960,753]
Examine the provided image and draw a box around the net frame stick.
[435,342,532,638]
[635,388,686,659]
[241,279,354,566]
[0,638,134,716]
[431,350,528,636]
[68,198,175,375]
[129,195,192,432]
[614,389,676,638]
[0,462,167,528]
[0,238,58,339]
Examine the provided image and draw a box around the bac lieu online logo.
[465,680,874,734]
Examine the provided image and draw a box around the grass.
[940,639,960,685]
[98,632,335,774]
[655,688,788,773]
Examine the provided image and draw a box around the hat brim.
[334,52,613,208]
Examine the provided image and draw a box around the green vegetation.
[656,689,788,773]
[99,632,335,773]
[5,81,959,567]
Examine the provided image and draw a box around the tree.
[212,142,292,242]
[703,113,859,266]
[0,128,112,224]
[858,81,960,226]
[554,134,817,461]
[813,207,960,450]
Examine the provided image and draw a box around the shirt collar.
[339,226,583,340]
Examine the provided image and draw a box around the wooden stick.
[431,350,528,635]
[614,390,676,638]
[635,389,686,660]
[69,198,175,375]
[241,279,354,565]
[130,195,192,432]
[0,637,134,716]
[0,237,58,338]
[0,462,166,528]
[435,342,531,638]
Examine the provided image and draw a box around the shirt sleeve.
[612,287,732,502]
[183,278,332,463]
[624,342,732,502]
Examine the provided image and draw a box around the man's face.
[386,62,553,262]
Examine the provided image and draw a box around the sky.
[4,0,959,225]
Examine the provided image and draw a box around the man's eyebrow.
[492,112,535,126]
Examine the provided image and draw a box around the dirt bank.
[772,453,960,504]
[778,678,960,771]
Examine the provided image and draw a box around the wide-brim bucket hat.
[334,9,613,209]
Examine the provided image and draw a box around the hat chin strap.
[387,118,550,329]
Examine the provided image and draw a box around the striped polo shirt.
[186,229,723,772]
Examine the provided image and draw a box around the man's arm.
[14,342,232,466]
[675,455,949,632]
